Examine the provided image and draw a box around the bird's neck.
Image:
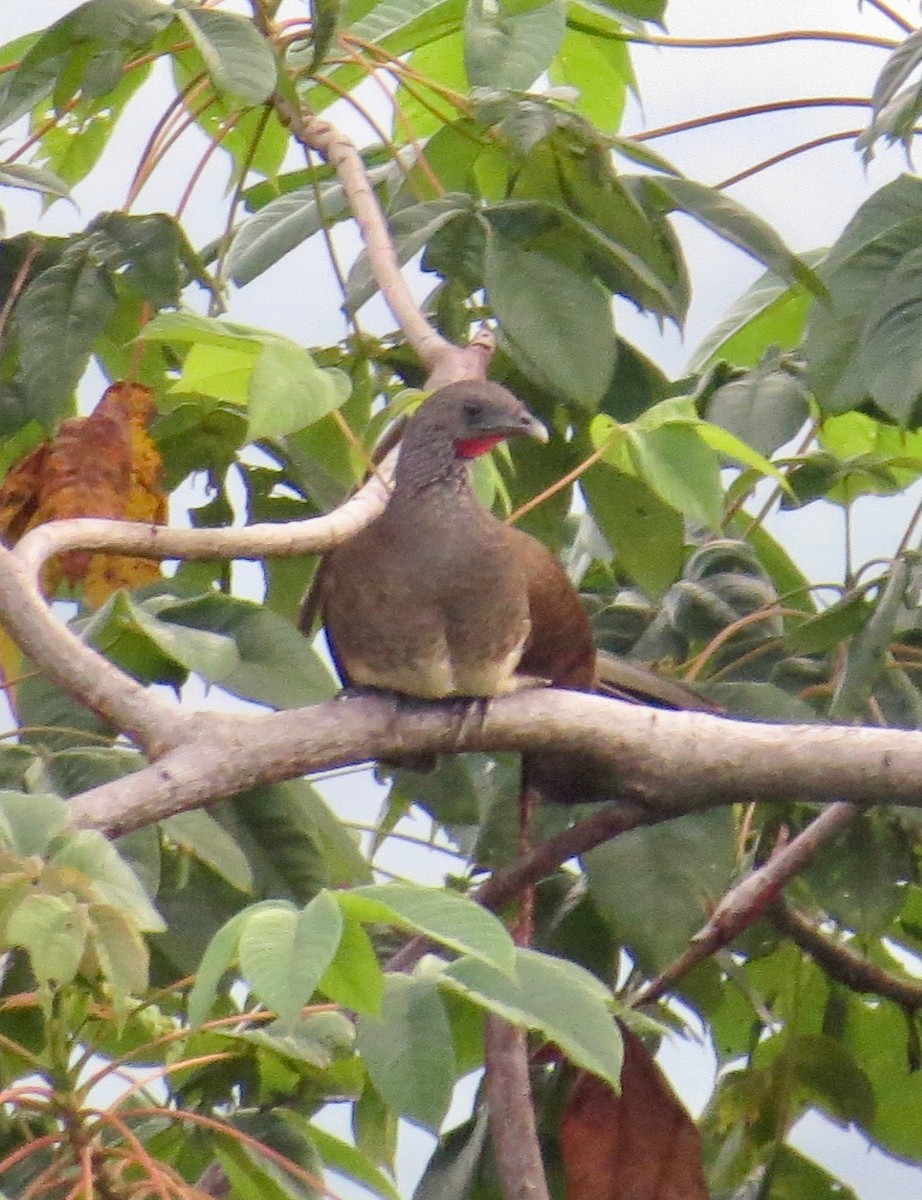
[392,438,476,502]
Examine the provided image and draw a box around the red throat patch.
[454,434,505,459]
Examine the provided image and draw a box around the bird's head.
[406,380,549,463]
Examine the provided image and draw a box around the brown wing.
[511,528,597,691]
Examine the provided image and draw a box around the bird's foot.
[448,695,490,752]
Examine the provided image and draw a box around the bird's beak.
[526,415,549,443]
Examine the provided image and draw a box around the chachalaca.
[302,380,713,803]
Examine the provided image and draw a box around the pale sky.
[5,4,922,1197]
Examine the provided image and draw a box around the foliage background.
[5,2,922,1199]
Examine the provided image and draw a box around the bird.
[301,379,713,803]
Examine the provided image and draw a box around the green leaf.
[786,592,871,656]
[356,973,456,1130]
[464,0,566,90]
[178,8,277,105]
[585,809,737,974]
[762,1146,859,1200]
[228,181,351,285]
[840,243,922,424]
[309,1125,401,1200]
[14,248,116,428]
[800,814,913,938]
[0,163,71,201]
[346,0,467,58]
[319,918,384,1015]
[0,0,172,133]
[229,157,399,284]
[86,211,188,310]
[626,422,723,528]
[337,883,515,973]
[0,791,69,855]
[413,1108,490,1200]
[860,29,922,158]
[229,1009,355,1068]
[652,176,824,296]
[226,780,372,899]
[83,591,239,685]
[170,342,255,406]
[238,892,344,1023]
[803,176,922,415]
[842,987,922,1159]
[161,809,254,894]
[6,892,87,986]
[440,947,622,1089]
[549,24,630,132]
[580,462,684,598]
[688,266,816,372]
[49,830,166,932]
[157,593,337,706]
[88,902,150,1000]
[188,901,287,1026]
[484,221,616,406]
[397,36,469,141]
[695,418,793,487]
[702,356,810,458]
[140,309,283,349]
[248,341,351,440]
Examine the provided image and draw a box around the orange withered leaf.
[0,441,49,546]
[0,382,167,606]
[560,1027,709,1200]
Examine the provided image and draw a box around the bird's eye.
[463,401,483,422]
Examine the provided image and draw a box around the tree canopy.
[2,2,922,1198]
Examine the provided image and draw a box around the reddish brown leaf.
[0,382,166,606]
[0,442,49,545]
[560,1027,709,1200]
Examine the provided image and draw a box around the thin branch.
[12,451,396,578]
[484,1017,551,1200]
[265,87,450,370]
[772,898,922,1008]
[632,802,859,1006]
[629,30,897,51]
[633,97,874,143]
[716,129,867,190]
[862,1,914,35]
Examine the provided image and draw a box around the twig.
[386,797,663,976]
[633,97,873,143]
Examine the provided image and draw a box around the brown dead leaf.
[560,1026,709,1200]
[0,382,166,606]
[0,441,49,545]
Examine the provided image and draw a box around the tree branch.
[484,1017,551,1200]
[64,690,922,836]
[12,453,396,579]
[772,899,922,1009]
[632,802,859,1006]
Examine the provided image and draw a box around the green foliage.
[3,2,922,1198]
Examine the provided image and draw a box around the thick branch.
[0,544,179,754]
[65,691,922,835]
